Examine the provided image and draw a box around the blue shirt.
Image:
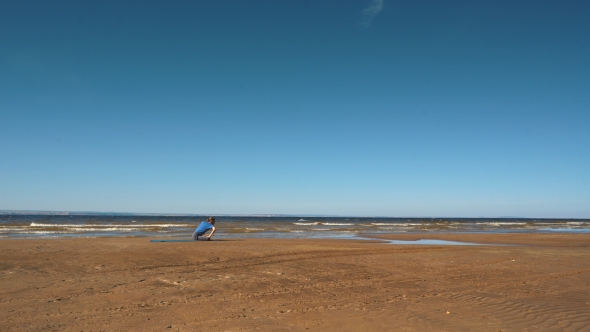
[195,221,213,235]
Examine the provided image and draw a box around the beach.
[2,233,589,331]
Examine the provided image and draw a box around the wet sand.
[1,234,589,331]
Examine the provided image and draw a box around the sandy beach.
[1,234,589,331]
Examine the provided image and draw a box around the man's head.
[208,217,216,224]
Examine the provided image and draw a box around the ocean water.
[1,214,589,239]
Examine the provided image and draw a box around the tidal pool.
[383,239,483,245]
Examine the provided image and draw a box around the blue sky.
[1,0,589,217]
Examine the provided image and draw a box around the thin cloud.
[361,0,383,28]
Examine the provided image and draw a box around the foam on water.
[477,222,528,226]
[30,223,186,228]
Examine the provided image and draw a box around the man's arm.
[206,226,216,239]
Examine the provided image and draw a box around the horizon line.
[1,209,587,220]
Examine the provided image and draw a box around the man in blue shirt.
[192,217,216,241]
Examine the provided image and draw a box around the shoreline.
[3,230,590,243]
[3,215,589,239]
[2,233,589,331]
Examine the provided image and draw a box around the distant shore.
[2,233,589,331]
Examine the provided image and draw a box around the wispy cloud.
[361,0,383,28]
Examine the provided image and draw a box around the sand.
[1,233,589,331]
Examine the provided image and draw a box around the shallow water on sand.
[382,239,483,245]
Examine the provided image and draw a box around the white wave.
[245,228,265,231]
[30,223,187,228]
[298,219,307,221]
[322,223,354,226]
[68,227,153,232]
[15,231,63,234]
[478,222,527,226]
[293,222,319,226]
[66,227,155,232]
[16,228,173,233]
[370,223,423,226]
[377,226,412,230]
[0,227,28,231]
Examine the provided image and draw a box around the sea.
[1,213,589,239]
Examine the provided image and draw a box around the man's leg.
[192,231,199,241]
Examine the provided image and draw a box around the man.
[192,217,216,241]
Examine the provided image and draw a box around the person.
[192,217,216,241]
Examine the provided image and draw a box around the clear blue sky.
[1,0,589,217]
